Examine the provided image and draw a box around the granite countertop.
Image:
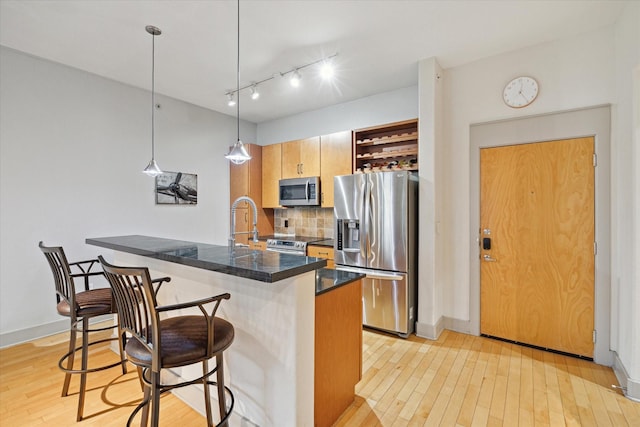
[86,235,326,283]
[315,268,364,296]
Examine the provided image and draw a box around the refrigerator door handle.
[336,266,404,281]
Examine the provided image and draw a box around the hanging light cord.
[151,30,156,160]
[235,0,240,143]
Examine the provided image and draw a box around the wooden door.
[320,131,352,207]
[480,137,595,358]
[262,144,281,208]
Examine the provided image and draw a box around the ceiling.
[0,1,627,123]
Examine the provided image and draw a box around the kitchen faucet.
[229,196,259,247]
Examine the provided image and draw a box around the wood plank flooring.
[0,326,638,426]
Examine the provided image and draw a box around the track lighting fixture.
[224,52,338,104]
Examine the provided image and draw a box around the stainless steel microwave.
[279,177,320,206]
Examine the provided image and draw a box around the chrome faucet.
[229,196,259,247]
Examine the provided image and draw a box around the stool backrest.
[98,256,160,367]
[39,241,76,310]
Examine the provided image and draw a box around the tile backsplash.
[274,208,334,238]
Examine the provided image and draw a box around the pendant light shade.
[224,0,251,165]
[226,140,251,165]
[143,25,163,177]
[143,158,163,176]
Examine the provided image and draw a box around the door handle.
[483,254,497,262]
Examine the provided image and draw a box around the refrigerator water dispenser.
[336,219,360,251]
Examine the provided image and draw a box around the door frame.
[469,105,612,365]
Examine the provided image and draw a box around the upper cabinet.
[262,144,282,208]
[353,118,418,172]
[320,131,352,207]
[281,137,320,179]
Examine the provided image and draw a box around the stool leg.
[77,317,89,421]
[216,353,227,426]
[202,359,213,427]
[140,368,151,427]
[150,370,160,427]
[61,319,76,397]
[117,320,128,375]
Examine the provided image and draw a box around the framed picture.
[155,171,197,205]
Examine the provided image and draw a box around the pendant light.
[143,25,163,176]
[225,0,252,165]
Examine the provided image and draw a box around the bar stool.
[98,256,235,427]
[39,241,128,421]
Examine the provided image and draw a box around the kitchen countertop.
[315,268,364,296]
[86,235,326,283]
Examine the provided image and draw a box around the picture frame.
[155,171,198,205]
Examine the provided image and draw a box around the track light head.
[227,93,236,107]
[290,69,301,88]
[250,85,260,100]
[320,61,335,80]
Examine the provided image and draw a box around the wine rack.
[353,118,418,172]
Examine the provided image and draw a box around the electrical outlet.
[284,219,289,228]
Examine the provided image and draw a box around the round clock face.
[503,76,539,108]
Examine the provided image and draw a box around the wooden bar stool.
[39,241,128,421]
[98,256,235,427]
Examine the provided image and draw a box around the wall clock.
[503,76,539,108]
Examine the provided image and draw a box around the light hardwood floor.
[0,326,638,426]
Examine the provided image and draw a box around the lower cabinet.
[307,245,335,269]
[315,279,362,427]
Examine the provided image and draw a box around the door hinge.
[593,153,597,167]
[594,241,598,255]
[593,330,597,343]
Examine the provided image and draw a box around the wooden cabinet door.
[281,140,301,179]
[480,137,595,358]
[299,136,320,177]
[320,131,352,207]
[281,137,320,179]
[233,207,250,246]
[262,144,281,208]
[229,150,250,208]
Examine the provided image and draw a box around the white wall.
[0,47,256,345]
[611,1,640,395]
[440,25,615,324]
[257,85,418,145]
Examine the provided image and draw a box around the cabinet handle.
[245,212,248,222]
[300,163,303,175]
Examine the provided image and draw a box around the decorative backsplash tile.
[274,208,334,238]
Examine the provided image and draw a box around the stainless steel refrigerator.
[334,171,418,337]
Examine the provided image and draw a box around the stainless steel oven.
[265,238,308,255]
[279,177,320,207]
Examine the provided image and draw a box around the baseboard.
[415,315,473,341]
[415,316,444,340]
[442,316,472,335]
[0,314,113,349]
[612,351,640,402]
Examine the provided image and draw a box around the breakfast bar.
[86,235,362,427]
